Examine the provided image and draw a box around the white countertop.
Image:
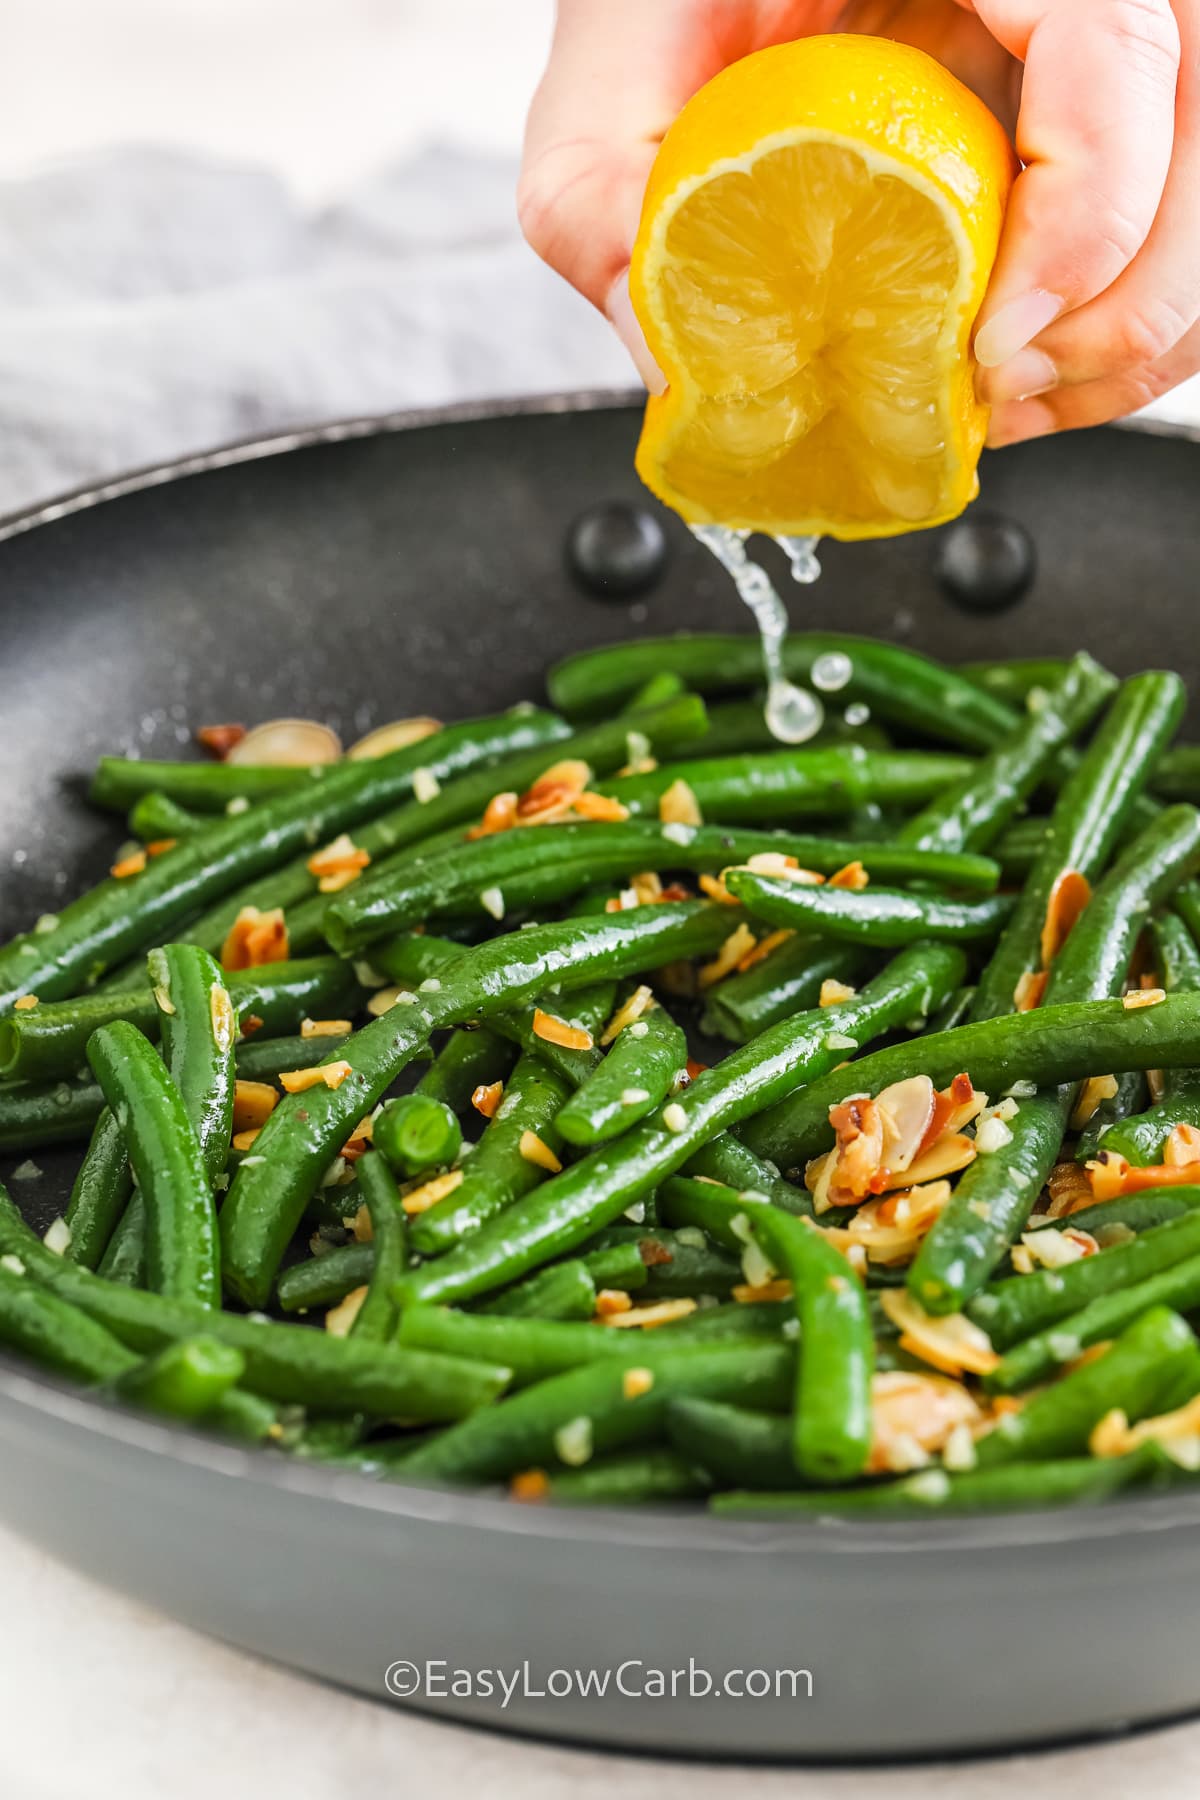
[7,1518,1200,1800]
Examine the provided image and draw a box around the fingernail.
[974,290,1064,369]
[606,270,667,395]
[979,346,1057,406]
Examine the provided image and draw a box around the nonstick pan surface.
[1,393,1200,1760]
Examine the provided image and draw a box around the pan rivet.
[566,502,668,599]
[934,513,1036,612]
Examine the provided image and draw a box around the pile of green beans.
[5,636,1200,1520]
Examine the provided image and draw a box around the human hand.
[519,0,1196,446]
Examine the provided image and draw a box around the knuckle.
[1112,297,1197,371]
[1102,0,1181,79]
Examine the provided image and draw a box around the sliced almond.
[232,1080,278,1134]
[519,1130,563,1173]
[737,927,794,971]
[221,905,289,972]
[472,1080,504,1119]
[879,1289,999,1377]
[466,790,519,840]
[401,1169,464,1215]
[601,985,655,1045]
[517,759,592,825]
[226,718,342,766]
[829,860,869,891]
[658,778,703,828]
[279,1060,353,1094]
[572,790,630,823]
[698,922,758,989]
[1166,1122,1200,1167]
[1069,1073,1119,1130]
[601,1298,697,1330]
[532,1009,593,1052]
[1039,867,1091,968]
[868,1369,981,1474]
[1014,968,1049,1013]
[875,1075,935,1174]
[347,717,440,760]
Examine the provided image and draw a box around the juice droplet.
[690,525,823,745]
[812,651,854,694]
[774,534,822,586]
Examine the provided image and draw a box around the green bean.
[220,900,741,1307]
[1033,1189,1200,1239]
[666,1397,794,1489]
[479,1260,597,1322]
[374,1094,461,1179]
[925,983,976,1036]
[1093,911,1200,1165]
[113,1336,245,1418]
[409,1053,570,1257]
[682,1136,815,1218]
[0,1261,137,1384]
[548,633,1020,751]
[86,1022,219,1308]
[397,1304,642,1385]
[556,1003,687,1147]
[395,942,964,1310]
[0,956,364,1084]
[349,1152,409,1343]
[975,1306,1198,1461]
[97,1197,147,1286]
[0,1186,509,1420]
[971,674,1186,1025]
[664,1181,871,1482]
[624,670,688,712]
[579,1240,649,1293]
[898,653,1116,857]
[740,991,1200,1174]
[1,710,568,1013]
[128,792,212,841]
[972,1209,1200,1350]
[993,816,1047,881]
[177,697,702,961]
[1075,1069,1149,1164]
[399,1340,793,1485]
[417,1028,516,1115]
[62,1109,133,1270]
[276,1242,373,1314]
[591,1227,741,1299]
[324,819,997,953]
[724,870,1013,947]
[960,658,1071,708]
[651,1299,794,1342]
[149,945,237,1188]
[543,1449,707,1504]
[232,1031,351,1081]
[1153,746,1200,803]
[91,757,328,813]
[984,1252,1200,1394]
[598,749,976,827]
[908,805,1200,1313]
[711,1451,1163,1515]
[700,937,867,1043]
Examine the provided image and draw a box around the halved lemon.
[630,35,1016,540]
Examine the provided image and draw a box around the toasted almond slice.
[595,1289,633,1318]
[875,1075,936,1174]
[658,778,703,827]
[876,1132,975,1192]
[1091,1393,1200,1461]
[1166,1122,1200,1167]
[698,872,738,905]
[630,870,664,906]
[1016,1226,1099,1272]
[1069,1073,1119,1130]
[12,995,38,1011]
[227,718,341,766]
[401,1169,464,1215]
[601,985,655,1045]
[472,1080,504,1119]
[145,838,178,858]
[819,977,857,1007]
[111,849,147,879]
[731,1278,794,1303]
[300,1017,353,1039]
[1124,987,1166,1009]
[279,1059,353,1094]
[744,850,803,878]
[232,1079,278,1134]
[867,1369,982,1474]
[517,759,592,824]
[823,1180,953,1266]
[196,723,246,758]
[1014,968,1048,1012]
[622,1367,655,1399]
[698,922,758,989]
[466,790,519,840]
[348,716,441,760]
[571,790,630,823]
[325,1285,368,1336]
[509,1469,550,1501]
[231,1128,261,1152]
[532,1008,594,1052]
[519,1130,563,1173]
[735,927,793,972]
[221,905,289,972]
[601,1298,698,1330]
[1039,867,1091,968]
[879,1289,999,1376]
[827,1095,886,1200]
[829,860,869,891]
[1045,1159,1097,1217]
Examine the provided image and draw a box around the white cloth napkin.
[0,143,632,517]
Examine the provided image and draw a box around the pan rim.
[3,387,1200,1551]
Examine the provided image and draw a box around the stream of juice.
[689,526,826,743]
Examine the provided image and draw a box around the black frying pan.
[1,395,1200,1760]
